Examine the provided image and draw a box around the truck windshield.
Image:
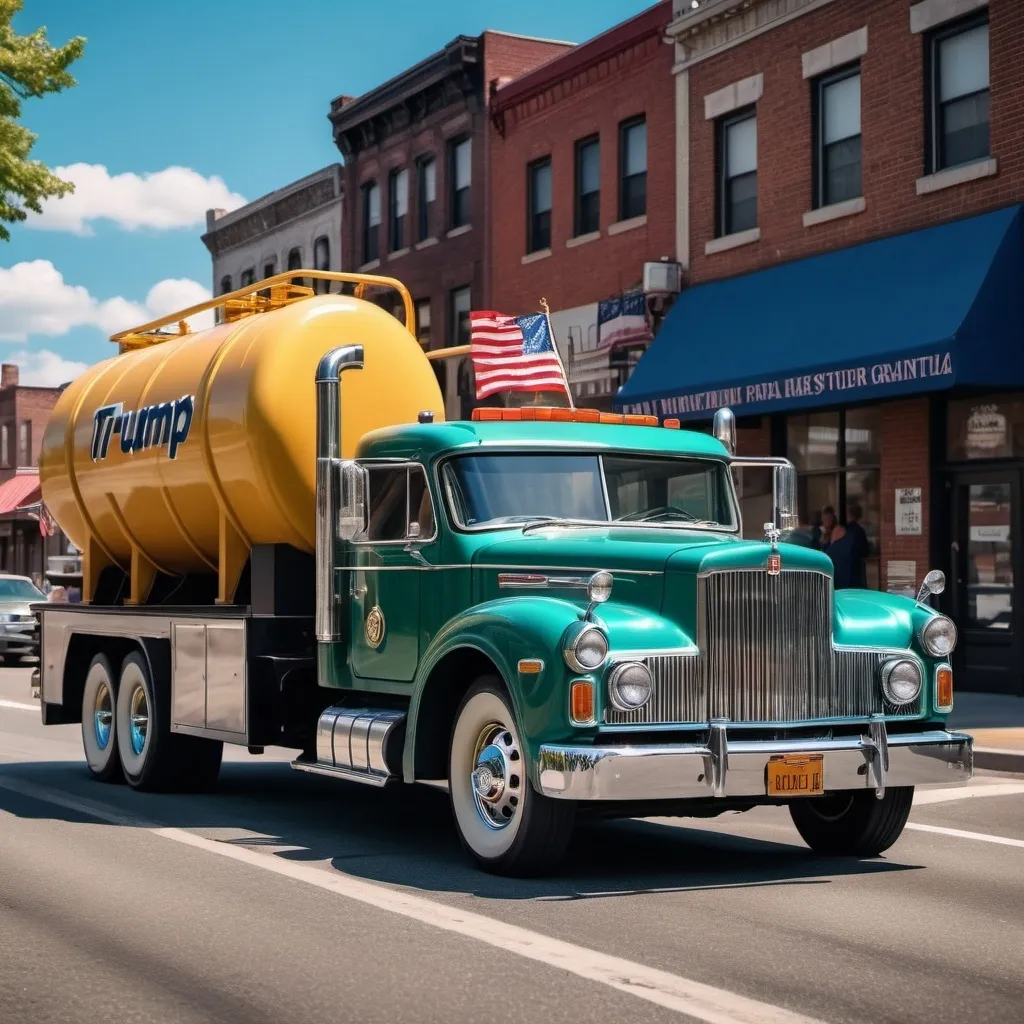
[442,453,736,529]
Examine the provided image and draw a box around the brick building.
[488,1,678,406]
[329,31,573,418]
[616,0,1024,694]
[0,364,69,584]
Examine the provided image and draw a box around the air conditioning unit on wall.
[643,260,683,321]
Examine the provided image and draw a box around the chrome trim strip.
[537,730,974,801]
[334,563,664,575]
[308,706,404,786]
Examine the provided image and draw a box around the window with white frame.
[527,157,552,253]
[927,14,989,172]
[718,108,757,236]
[415,298,431,348]
[389,168,408,252]
[362,180,380,263]
[449,137,471,229]
[815,66,861,207]
[575,135,600,236]
[0,424,9,468]
[18,421,30,467]
[417,156,436,242]
[619,117,646,220]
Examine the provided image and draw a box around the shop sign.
[624,351,953,418]
[970,524,1010,543]
[895,487,923,536]
[964,404,1008,456]
[887,560,917,598]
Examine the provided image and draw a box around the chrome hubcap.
[129,685,149,756]
[470,724,521,830]
[93,682,113,750]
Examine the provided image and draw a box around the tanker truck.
[35,270,973,876]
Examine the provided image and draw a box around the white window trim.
[910,0,988,35]
[916,157,997,195]
[566,230,601,249]
[446,224,472,239]
[802,27,868,79]
[414,237,439,250]
[358,258,381,272]
[388,246,411,261]
[704,73,763,120]
[704,227,760,255]
[803,196,866,228]
[521,248,552,265]
[608,214,647,236]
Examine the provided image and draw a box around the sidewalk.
[948,691,1024,773]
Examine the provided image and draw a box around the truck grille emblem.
[767,553,782,576]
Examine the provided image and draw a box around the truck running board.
[291,707,406,788]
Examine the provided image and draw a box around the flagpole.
[539,297,575,411]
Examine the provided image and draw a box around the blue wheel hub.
[93,682,113,750]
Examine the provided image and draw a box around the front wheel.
[789,787,914,857]
[449,678,574,877]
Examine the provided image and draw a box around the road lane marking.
[0,776,828,1024]
[905,822,1024,848]
[913,782,1024,805]
[0,699,39,712]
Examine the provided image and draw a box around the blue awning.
[617,205,1024,419]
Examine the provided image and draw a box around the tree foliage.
[0,0,84,241]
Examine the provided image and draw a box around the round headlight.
[564,625,608,672]
[921,615,957,657]
[587,571,613,605]
[608,662,653,711]
[881,659,922,706]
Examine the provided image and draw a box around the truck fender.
[403,596,584,784]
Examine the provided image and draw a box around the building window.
[313,236,330,293]
[219,275,232,294]
[575,136,600,236]
[527,157,552,253]
[287,248,302,272]
[0,424,9,469]
[417,156,436,242]
[240,268,256,287]
[449,136,471,229]
[450,285,471,348]
[262,259,276,279]
[362,181,380,264]
[786,409,880,589]
[927,14,989,172]
[618,117,647,221]
[415,298,431,348]
[815,66,861,207]
[389,167,408,252]
[717,108,757,236]
[18,421,30,468]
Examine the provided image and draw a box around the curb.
[975,747,1024,774]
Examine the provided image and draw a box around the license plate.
[766,754,824,797]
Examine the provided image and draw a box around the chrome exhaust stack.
[315,345,364,642]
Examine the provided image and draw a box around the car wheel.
[448,676,574,876]
[81,654,122,783]
[789,787,914,857]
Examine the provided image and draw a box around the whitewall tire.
[81,654,122,783]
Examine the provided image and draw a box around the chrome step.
[291,706,406,787]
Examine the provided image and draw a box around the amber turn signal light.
[570,679,595,724]
[936,665,954,712]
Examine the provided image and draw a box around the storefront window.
[786,408,881,588]
[947,395,1024,460]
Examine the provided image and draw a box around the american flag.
[469,311,571,400]
[598,291,650,350]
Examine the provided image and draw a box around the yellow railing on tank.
[109,269,473,354]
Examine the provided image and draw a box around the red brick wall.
[489,3,675,313]
[879,398,932,591]
[688,0,1024,285]
[482,31,571,87]
[0,382,60,480]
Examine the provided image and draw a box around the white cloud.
[5,349,89,387]
[0,259,213,343]
[28,163,246,235]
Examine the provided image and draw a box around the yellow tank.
[40,289,445,604]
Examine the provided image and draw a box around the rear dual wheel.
[81,655,121,783]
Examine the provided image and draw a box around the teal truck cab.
[307,349,971,875]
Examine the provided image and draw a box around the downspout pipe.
[315,344,364,641]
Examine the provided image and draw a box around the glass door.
[949,471,1023,694]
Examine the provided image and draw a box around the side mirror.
[338,460,368,541]
[773,462,799,533]
[917,569,945,605]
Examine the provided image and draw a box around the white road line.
[0,699,38,712]
[0,776,828,1024]
[906,823,1024,848]
[913,782,1024,805]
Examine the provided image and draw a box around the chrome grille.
[604,568,922,725]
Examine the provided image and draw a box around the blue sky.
[2,0,652,384]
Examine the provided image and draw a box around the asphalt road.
[2,666,1022,1024]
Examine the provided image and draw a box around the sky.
[2,0,654,385]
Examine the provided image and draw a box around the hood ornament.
[763,522,782,576]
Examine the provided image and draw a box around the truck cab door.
[349,463,436,684]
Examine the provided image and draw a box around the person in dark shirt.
[825,504,870,589]
[844,503,870,589]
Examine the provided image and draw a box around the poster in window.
[894,487,922,536]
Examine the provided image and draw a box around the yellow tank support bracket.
[109,270,419,351]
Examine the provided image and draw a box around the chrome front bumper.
[536,725,974,801]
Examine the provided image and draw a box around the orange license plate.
[766,754,824,797]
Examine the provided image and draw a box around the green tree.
[0,0,84,241]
